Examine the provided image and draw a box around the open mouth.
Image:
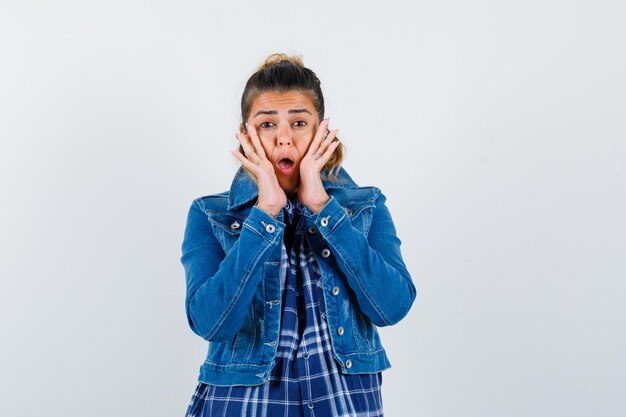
[278,158,294,169]
[276,157,296,175]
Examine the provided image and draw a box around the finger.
[230,149,257,172]
[236,133,261,163]
[245,123,269,161]
[307,119,331,155]
[313,129,339,159]
[231,150,260,183]
[321,128,339,150]
[316,138,341,165]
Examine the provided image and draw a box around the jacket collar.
[227,166,358,210]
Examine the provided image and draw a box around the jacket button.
[331,286,340,296]
[321,248,331,258]
[265,224,275,233]
[230,221,240,230]
[308,226,316,234]
[345,207,353,217]
[345,359,352,368]
[320,215,330,227]
[337,326,344,336]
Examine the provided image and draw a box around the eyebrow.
[253,108,312,118]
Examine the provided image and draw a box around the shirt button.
[331,286,340,296]
[320,215,330,227]
[302,352,309,359]
[230,221,240,230]
[308,226,317,234]
[265,224,275,233]
[337,326,344,336]
[308,402,314,409]
[345,359,352,369]
[321,248,331,258]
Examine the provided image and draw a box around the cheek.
[257,138,273,158]
[296,133,315,156]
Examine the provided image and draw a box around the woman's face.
[243,90,320,194]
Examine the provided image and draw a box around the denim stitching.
[244,305,256,361]
[204,236,275,340]
[323,194,391,326]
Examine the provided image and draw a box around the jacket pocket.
[207,212,246,254]
[350,292,374,352]
[342,200,375,237]
[230,304,256,362]
[230,276,266,363]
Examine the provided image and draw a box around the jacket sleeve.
[302,189,416,326]
[180,199,285,342]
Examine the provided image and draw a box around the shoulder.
[186,191,250,234]
[190,191,230,214]
[328,185,381,205]
[326,167,383,204]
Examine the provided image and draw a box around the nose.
[276,125,292,147]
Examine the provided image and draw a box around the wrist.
[308,195,330,214]
[255,203,280,218]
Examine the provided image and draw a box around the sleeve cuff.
[303,196,348,236]
[244,205,286,244]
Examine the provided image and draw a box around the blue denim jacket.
[180,166,416,386]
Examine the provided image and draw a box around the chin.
[281,185,298,195]
[279,179,299,195]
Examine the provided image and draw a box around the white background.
[1,1,625,416]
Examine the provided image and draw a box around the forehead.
[251,90,315,113]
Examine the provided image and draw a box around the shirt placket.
[282,199,321,412]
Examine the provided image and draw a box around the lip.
[275,156,297,176]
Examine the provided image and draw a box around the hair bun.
[257,52,305,71]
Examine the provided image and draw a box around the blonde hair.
[239,53,345,182]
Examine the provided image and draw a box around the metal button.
[308,402,314,409]
[308,226,317,234]
[331,286,340,296]
[320,215,330,227]
[265,224,275,233]
[302,352,309,359]
[321,248,331,258]
[345,207,353,216]
[345,359,352,368]
[230,221,240,230]
[337,326,344,336]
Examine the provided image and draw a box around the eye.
[259,122,275,129]
[293,121,307,127]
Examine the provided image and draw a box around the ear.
[239,123,247,134]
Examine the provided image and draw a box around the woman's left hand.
[297,119,341,213]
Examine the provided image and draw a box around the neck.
[285,187,298,200]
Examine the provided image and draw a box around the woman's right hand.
[230,125,286,218]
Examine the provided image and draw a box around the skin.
[230,90,340,217]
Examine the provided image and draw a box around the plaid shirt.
[185,197,384,417]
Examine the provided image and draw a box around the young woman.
[180,53,416,416]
